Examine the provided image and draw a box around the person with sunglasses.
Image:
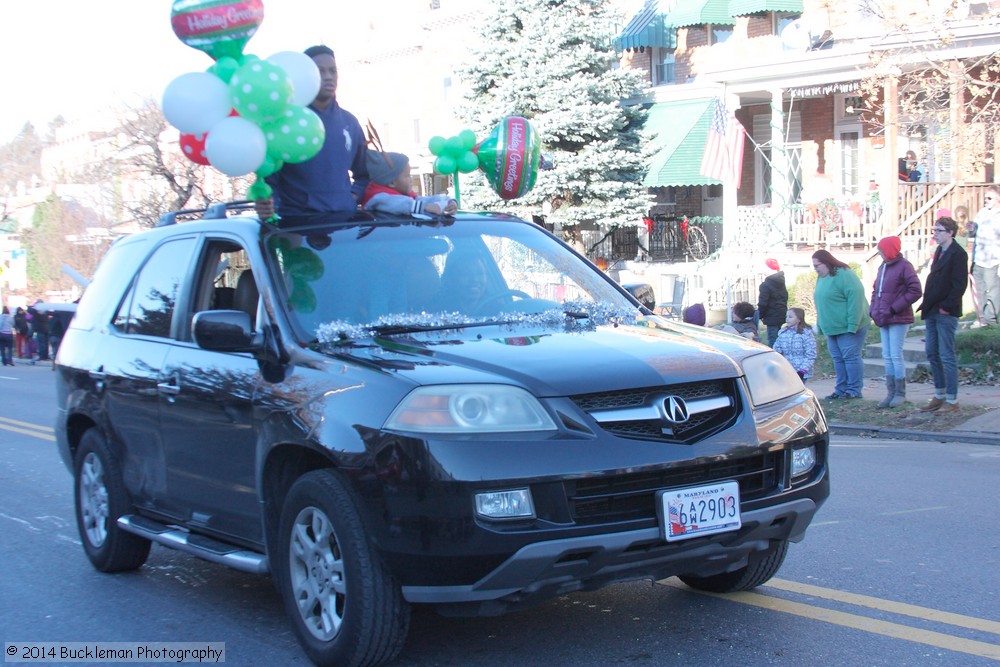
[968,184,1000,327]
[916,215,969,412]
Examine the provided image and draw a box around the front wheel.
[686,226,710,261]
[276,470,410,667]
[678,539,788,593]
[74,429,151,572]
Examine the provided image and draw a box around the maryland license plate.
[659,481,742,542]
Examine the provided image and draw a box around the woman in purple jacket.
[869,236,922,408]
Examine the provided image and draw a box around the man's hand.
[255,198,275,220]
[443,199,458,215]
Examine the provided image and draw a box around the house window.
[838,130,861,197]
[709,25,733,45]
[655,47,675,85]
[773,12,799,35]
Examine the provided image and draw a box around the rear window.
[71,237,152,331]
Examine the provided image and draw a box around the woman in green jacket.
[812,249,871,399]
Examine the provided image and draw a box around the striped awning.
[665,0,736,28]
[643,98,722,187]
[614,1,676,51]
[728,0,802,15]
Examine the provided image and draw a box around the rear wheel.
[276,470,409,667]
[74,429,151,572]
[678,539,788,593]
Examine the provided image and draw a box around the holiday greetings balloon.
[229,59,294,124]
[162,71,231,135]
[475,116,541,200]
[171,0,265,61]
[179,132,210,165]
[262,106,325,163]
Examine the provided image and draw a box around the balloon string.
[453,172,461,209]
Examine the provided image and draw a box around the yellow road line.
[0,416,54,432]
[661,580,1000,661]
[766,578,1000,635]
[0,417,56,442]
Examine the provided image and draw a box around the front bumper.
[401,493,823,615]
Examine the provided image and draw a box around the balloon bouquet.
[429,115,550,206]
[163,0,325,204]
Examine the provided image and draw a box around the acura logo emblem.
[662,395,690,424]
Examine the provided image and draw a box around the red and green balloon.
[430,116,542,201]
[171,0,264,62]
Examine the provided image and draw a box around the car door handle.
[157,378,181,396]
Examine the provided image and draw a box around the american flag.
[699,98,745,187]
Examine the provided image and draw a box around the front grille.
[567,453,781,525]
[571,380,740,444]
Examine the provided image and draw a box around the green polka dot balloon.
[262,106,325,164]
[229,60,293,124]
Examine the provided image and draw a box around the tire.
[276,470,410,667]
[678,539,788,593]
[686,226,710,261]
[74,429,151,572]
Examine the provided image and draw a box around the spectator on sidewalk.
[772,307,817,381]
[0,306,14,366]
[730,301,759,341]
[917,215,968,412]
[812,249,870,399]
[27,300,50,362]
[757,258,788,347]
[682,303,706,326]
[13,307,29,359]
[869,236,922,408]
[968,185,1000,326]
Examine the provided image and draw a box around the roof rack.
[157,200,258,227]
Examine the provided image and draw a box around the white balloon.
[161,72,231,135]
[267,51,321,106]
[204,116,267,177]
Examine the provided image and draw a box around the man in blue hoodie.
[255,45,369,219]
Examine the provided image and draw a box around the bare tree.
[858,9,1000,177]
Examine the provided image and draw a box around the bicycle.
[646,215,710,261]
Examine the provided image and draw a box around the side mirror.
[192,310,262,353]
[622,283,656,311]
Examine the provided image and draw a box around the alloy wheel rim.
[79,452,109,547]
[289,506,346,641]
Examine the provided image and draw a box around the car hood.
[329,318,760,397]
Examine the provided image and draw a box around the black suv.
[55,203,829,667]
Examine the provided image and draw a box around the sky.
[0,1,378,143]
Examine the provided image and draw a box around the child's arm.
[415,195,458,215]
[364,192,422,215]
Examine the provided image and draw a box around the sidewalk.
[808,375,1000,445]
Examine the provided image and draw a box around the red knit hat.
[765,258,780,271]
[878,236,901,261]
[936,207,952,220]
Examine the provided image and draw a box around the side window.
[112,237,197,338]
[188,240,254,336]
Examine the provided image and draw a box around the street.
[1,363,998,666]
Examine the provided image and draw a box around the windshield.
[265,217,637,342]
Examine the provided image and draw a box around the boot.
[888,377,906,408]
[877,374,895,409]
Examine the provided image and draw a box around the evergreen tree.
[455,0,651,237]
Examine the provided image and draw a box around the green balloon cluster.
[429,129,478,175]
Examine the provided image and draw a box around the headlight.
[742,351,804,406]
[792,445,816,477]
[475,489,535,519]
[385,384,558,433]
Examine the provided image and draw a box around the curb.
[830,422,1000,446]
